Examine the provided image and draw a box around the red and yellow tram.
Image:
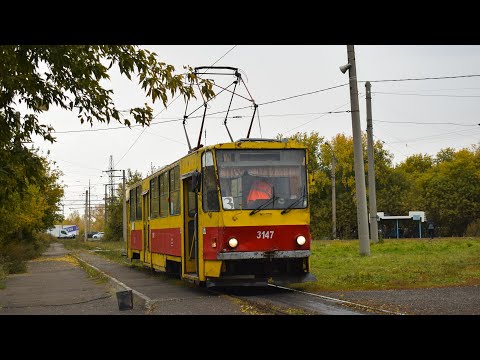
[126,138,316,287]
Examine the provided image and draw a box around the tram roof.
[127,138,306,190]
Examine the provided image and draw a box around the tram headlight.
[296,235,306,246]
[228,238,238,248]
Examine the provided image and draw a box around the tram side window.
[169,166,180,215]
[136,185,142,220]
[160,172,169,217]
[202,151,219,212]
[129,188,135,221]
[150,177,159,218]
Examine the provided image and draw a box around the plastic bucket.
[116,290,133,311]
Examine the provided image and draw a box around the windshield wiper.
[249,196,279,215]
[281,187,306,214]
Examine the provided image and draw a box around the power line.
[53,85,354,135]
[53,117,185,134]
[202,45,238,71]
[372,129,415,161]
[373,120,480,127]
[53,73,480,136]
[361,74,480,83]
[258,83,349,106]
[151,45,237,120]
[54,158,104,172]
[115,119,148,166]
[116,46,239,166]
[282,94,365,135]
[388,127,480,144]
[374,87,480,92]
[373,91,480,98]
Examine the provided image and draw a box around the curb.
[71,254,153,312]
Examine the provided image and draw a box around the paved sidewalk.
[73,249,247,315]
[0,242,245,315]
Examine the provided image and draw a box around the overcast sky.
[30,45,480,217]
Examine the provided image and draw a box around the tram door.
[183,176,198,275]
[142,191,151,265]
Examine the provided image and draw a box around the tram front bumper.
[216,250,311,260]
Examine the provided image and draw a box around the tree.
[421,147,480,236]
[0,149,63,244]
[64,210,84,235]
[0,45,214,207]
[390,154,434,214]
[281,131,324,174]
[90,205,105,232]
[287,131,395,240]
[0,45,214,144]
[104,169,143,241]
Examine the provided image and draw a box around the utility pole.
[341,45,370,256]
[122,169,127,243]
[366,81,379,243]
[104,184,108,225]
[88,179,91,236]
[325,142,336,239]
[103,163,125,241]
[109,155,115,204]
[84,190,88,242]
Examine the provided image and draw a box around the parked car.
[92,232,104,239]
[87,231,99,238]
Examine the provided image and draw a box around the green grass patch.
[60,239,168,276]
[60,239,132,266]
[292,237,480,292]
[59,237,480,292]
[74,256,109,284]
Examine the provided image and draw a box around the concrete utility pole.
[342,45,370,256]
[84,190,88,242]
[88,179,91,236]
[325,142,337,239]
[366,81,379,243]
[122,170,127,243]
[104,184,107,224]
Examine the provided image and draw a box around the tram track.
[213,283,407,315]
[267,283,408,315]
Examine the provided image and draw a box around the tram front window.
[216,149,308,211]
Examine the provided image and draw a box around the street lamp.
[324,142,336,240]
[339,45,370,256]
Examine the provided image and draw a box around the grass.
[59,237,480,292]
[292,237,480,292]
[60,239,174,279]
[60,239,132,266]
[75,256,109,284]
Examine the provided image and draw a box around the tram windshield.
[216,149,308,211]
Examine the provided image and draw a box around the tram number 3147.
[257,230,275,239]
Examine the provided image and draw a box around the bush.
[0,262,7,288]
[0,242,29,274]
[465,218,480,237]
[0,232,54,276]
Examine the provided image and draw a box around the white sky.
[29,45,480,217]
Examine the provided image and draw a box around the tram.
[126,137,316,287]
